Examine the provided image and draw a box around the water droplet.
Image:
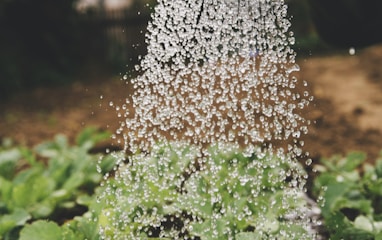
[349,47,356,55]
[305,158,312,166]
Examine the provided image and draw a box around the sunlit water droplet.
[349,47,356,55]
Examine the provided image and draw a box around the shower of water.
[118,0,309,155]
[101,0,315,239]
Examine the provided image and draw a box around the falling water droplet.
[349,47,356,55]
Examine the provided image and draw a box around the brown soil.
[300,44,382,163]
[1,44,382,163]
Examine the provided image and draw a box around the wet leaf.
[19,220,63,240]
[236,232,262,240]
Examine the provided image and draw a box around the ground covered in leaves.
[1,44,382,163]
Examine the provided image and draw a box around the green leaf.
[29,202,55,218]
[342,152,366,172]
[46,158,71,186]
[0,208,31,236]
[189,220,212,239]
[261,214,280,233]
[336,199,373,217]
[61,226,80,240]
[11,184,35,208]
[19,220,63,240]
[376,159,382,178]
[354,215,373,232]
[325,212,352,236]
[34,142,59,158]
[75,194,93,207]
[20,147,38,167]
[320,155,340,172]
[66,215,100,240]
[50,189,70,202]
[87,173,102,184]
[0,148,21,179]
[11,175,56,212]
[99,154,118,173]
[0,176,13,204]
[236,232,262,240]
[320,181,351,218]
[60,201,76,209]
[340,227,374,240]
[63,172,85,191]
[0,148,21,164]
[13,165,43,185]
[376,232,382,240]
[54,134,68,150]
[374,221,382,232]
[75,127,110,149]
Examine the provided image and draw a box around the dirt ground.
[1,44,382,164]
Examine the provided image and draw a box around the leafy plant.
[0,127,116,239]
[313,151,382,239]
[1,133,322,239]
[96,143,313,239]
[10,129,382,239]
[17,143,315,240]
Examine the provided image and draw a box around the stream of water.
[101,0,316,239]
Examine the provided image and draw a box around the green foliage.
[15,143,313,240]
[0,127,116,239]
[314,151,382,239]
[19,216,101,240]
[19,221,63,240]
[7,128,382,239]
[96,143,312,239]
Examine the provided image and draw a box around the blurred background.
[0,0,155,99]
[1,0,382,161]
[1,0,382,98]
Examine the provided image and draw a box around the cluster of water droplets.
[101,0,316,239]
[117,0,310,156]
